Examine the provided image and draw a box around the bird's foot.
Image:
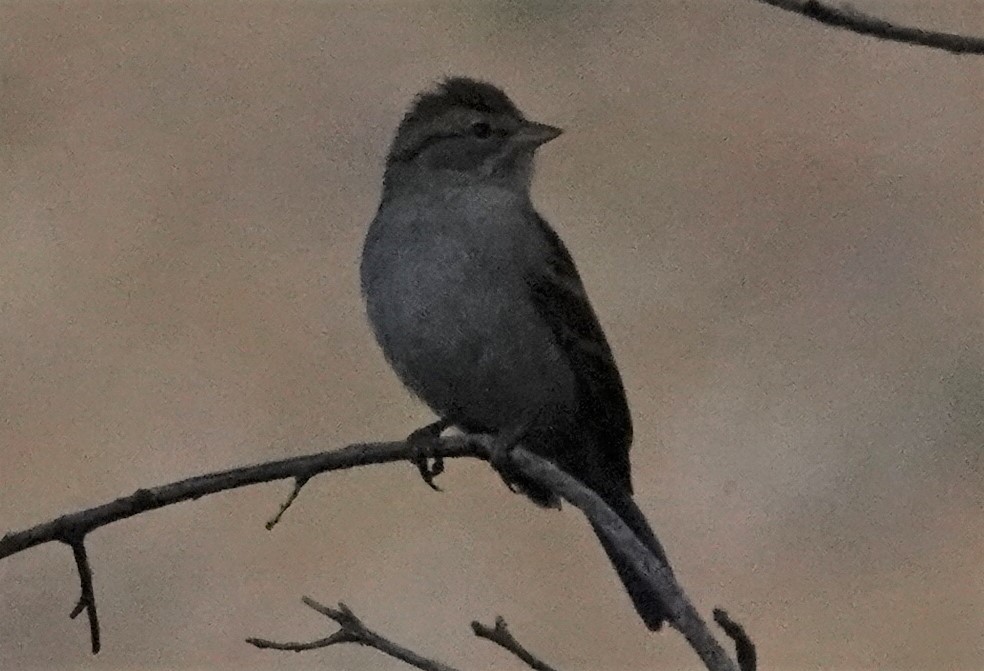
[489,439,521,494]
[488,414,540,495]
[407,419,451,491]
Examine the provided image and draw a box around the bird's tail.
[590,493,673,631]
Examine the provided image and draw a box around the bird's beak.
[513,121,564,147]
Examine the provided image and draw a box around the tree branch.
[249,602,560,671]
[64,536,100,654]
[714,608,757,671]
[1,435,752,671]
[472,616,559,671]
[505,449,743,671]
[265,476,310,530]
[248,598,461,671]
[755,0,984,54]
[0,438,483,560]
[0,438,480,656]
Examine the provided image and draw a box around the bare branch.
[714,609,757,671]
[472,616,559,671]
[0,437,484,655]
[506,450,742,671]
[0,437,485,561]
[247,598,461,671]
[755,0,984,54]
[265,476,309,530]
[2,435,751,670]
[64,537,100,654]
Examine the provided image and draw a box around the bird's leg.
[488,411,542,494]
[407,418,452,491]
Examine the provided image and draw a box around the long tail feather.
[590,494,672,630]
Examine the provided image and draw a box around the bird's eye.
[470,121,493,139]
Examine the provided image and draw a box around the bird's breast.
[361,194,577,428]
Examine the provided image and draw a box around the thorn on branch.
[713,609,756,671]
[62,535,101,654]
[471,616,559,671]
[265,476,310,530]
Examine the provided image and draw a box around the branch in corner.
[756,0,984,54]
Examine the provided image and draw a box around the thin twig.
[714,609,757,671]
[472,616,559,671]
[265,476,309,530]
[63,536,100,654]
[245,634,342,652]
[755,0,984,54]
[247,598,461,671]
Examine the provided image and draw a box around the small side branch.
[251,603,559,671]
[265,476,309,530]
[63,536,100,654]
[3,435,753,670]
[472,616,559,671]
[755,0,984,54]
[714,609,757,671]
[0,438,483,561]
[0,438,480,655]
[247,598,460,671]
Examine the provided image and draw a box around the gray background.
[1,2,982,669]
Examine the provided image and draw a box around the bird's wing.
[525,212,634,492]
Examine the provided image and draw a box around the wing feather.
[525,213,634,492]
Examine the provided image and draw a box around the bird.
[360,76,672,630]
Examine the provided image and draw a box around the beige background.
[1,2,982,669]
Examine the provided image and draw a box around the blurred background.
[1,2,981,669]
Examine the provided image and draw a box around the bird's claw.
[489,440,521,493]
[407,420,450,491]
[416,453,444,491]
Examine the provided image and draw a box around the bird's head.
[384,77,562,190]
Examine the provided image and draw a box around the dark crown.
[402,77,523,128]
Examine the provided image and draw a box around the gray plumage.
[361,77,672,630]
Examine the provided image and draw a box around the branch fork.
[2,435,754,670]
